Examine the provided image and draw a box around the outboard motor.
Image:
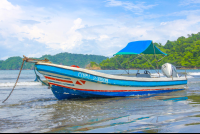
[161,63,179,78]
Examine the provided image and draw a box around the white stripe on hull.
[39,71,186,92]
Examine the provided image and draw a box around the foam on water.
[187,72,200,76]
[188,81,200,84]
[0,82,42,87]
[0,70,200,133]
[186,75,194,79]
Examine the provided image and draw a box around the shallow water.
[0,69,200,133]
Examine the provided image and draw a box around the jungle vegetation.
[0,53,108,70]
[99,32,200,70]
[1,32,200,70]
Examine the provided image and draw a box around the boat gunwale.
[38,70,187,87]
[36,62,187,82]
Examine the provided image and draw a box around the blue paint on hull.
[51,85,104,100]
[51,85,184,100]
[36,64,187,87]
[35,64,187,100]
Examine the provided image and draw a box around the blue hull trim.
[51,85,104,100]
[51,85,184,100]
[36,64,187,87]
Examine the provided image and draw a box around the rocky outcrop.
[85,62,101,70]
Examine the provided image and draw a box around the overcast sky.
[1,0,200,60]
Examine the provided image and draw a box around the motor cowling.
[161,63,179,78]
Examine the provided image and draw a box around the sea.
[0,69,200,133]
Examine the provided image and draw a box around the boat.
[26,40,187,100]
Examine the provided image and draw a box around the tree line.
[0,52,108,70]
[1,32,200,70]
[99,32,200,70]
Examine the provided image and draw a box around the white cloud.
[30,17,84,50]
[0,56,9,60]
[106,0,123,6]
[1,0,200,59]
[179,0,200,6]
[98,35,109,41]
[160,22,167,25]
[0,0,22,38]
[146,14,200,44]
[167,9,200,17]
[0,0,85,52]
[0,0,22,21]
[105,0,157,14]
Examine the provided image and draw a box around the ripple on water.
[0,70,200,133]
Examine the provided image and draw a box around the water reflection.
[1,90,200,133]
[43,90,199,133]
[1,79,200,133]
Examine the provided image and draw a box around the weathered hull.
[35,62,187,100]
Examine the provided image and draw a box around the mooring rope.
[2,55,50,103]
[2,59,25,103]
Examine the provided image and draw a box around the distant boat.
[27,40,187,100]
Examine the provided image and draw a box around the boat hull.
[51,84,184,100]
[35,63,187,100]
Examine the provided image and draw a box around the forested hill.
[1,32,200,70]
[99,32,200,70]
[0,53,108,70]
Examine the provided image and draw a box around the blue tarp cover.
[114,40,167,55]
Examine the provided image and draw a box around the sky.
[1,0,200,60]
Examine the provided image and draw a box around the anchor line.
[2,55,50,103]
[2,59,25,103]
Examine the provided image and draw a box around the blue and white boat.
[32,40,187,100]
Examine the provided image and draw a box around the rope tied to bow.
[2,59,25,103]
[2,55,50,103]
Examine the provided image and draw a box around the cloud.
[145,14,200,44]
[167,9,200,16]
[0,0,85,54]
[1,0,200,59]
[20,20,41,25]
[75,11,200,57]
[179,0,200,6]
[0,0,22,22]
[105,0,157,14]
[160,22,167,25]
